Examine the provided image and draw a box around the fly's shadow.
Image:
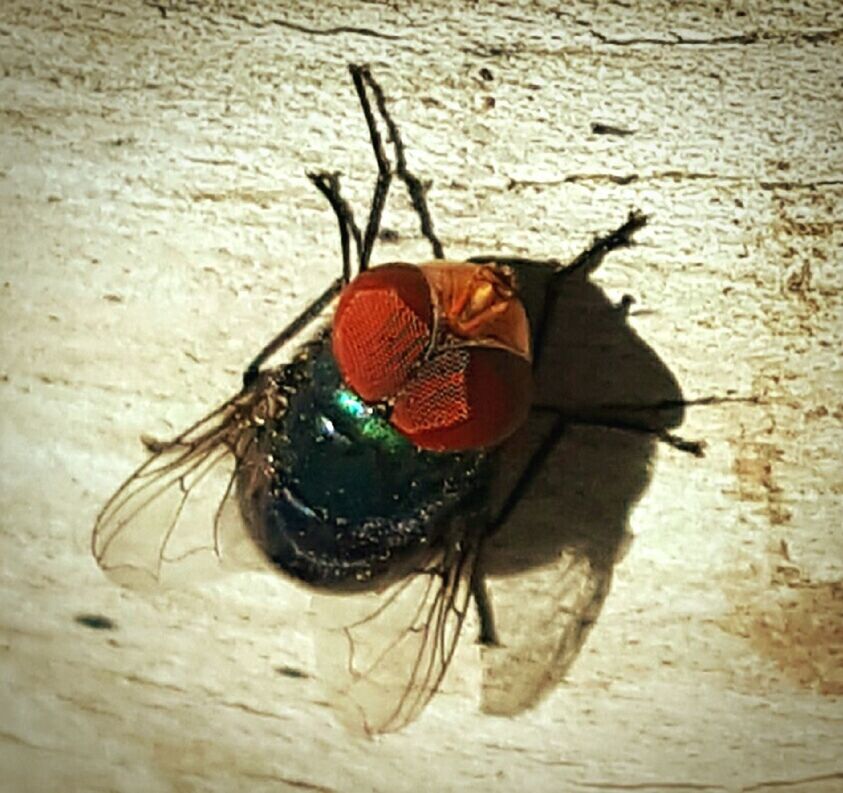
[476,267,692,716]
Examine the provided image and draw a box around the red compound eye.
[391,346,532,452]
[332,264,433,402]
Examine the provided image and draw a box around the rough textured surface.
[1,1,841,791]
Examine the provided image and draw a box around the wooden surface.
[1,1,841,791]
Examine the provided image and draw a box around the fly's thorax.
[419,262,531,362]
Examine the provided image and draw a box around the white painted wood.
[1,1,841,791]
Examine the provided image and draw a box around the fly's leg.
[465,214,647,273]
[354,66,445,261]
[308,62,426,275]
[490,413,569,536]
[530,407,707,457]
[350,65,394,270]
[470,398,702,643]
[492,397,704,529]
[554,210,648,281]
[471,565,499,646]
[242,65,441,387]
[536,211,647,362]
[468,211,647,363]
[242,278,344,388]
[308,171,362,286]
[469,412,568,646]
[243,163,372,385]
[487,402,704,540]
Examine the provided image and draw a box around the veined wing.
[312,527,481,734]
[92,383,280,590]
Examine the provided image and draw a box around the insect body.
[93,64,647,733]
[237,324,490,588]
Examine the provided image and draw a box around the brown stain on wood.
[725,550,843,697]
[725,389,841,697]
[730,436,792,527]
[767,185,841,317]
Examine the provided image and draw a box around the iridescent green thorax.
[332,388,409,453]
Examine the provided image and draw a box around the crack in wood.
[143,1,400,40]
[590,29,843,46]
[740,771,843,792]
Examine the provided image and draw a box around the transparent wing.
[478,421,643,716]
[312,531,480,734]
[92,388,274,590]
[479,549,610,716]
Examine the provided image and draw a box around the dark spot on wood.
[803,405,828,420]
[378,227,400,243]
[479,67,493,81]
[75,614,116,631]
[610,173,638,185]
[276,665,309,679]
[591,122,635,137]
[419,96,444,109]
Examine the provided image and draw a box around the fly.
[92,64,663,733]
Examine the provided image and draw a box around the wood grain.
[1,2,841,791]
